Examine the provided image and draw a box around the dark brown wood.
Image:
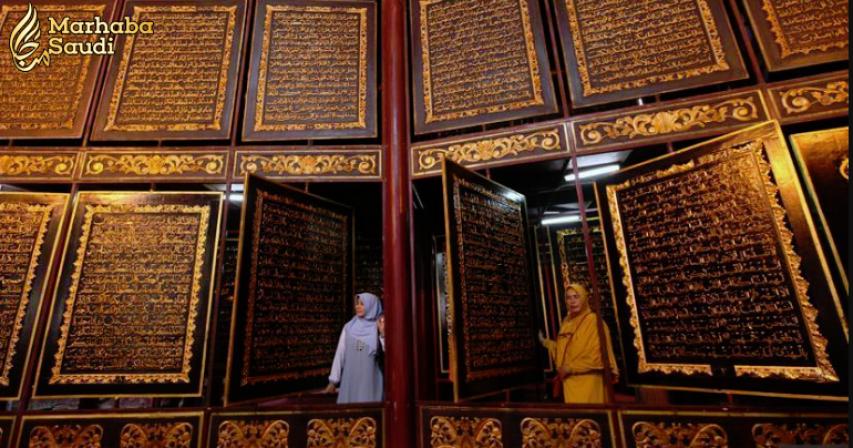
[554,0,748,107]
[0,1,116,140]
[441,159,541,400]
[78,149,229,182]
[14,411,203,447]
[0,416,12,448]
[242,0,378,141]
[208,405,384,447]
[765,71,849,125]
[741,0,848,72]
[90,0,247,141]
[225,174,352,404]
[620,409,848,447]
[232,147,383,182]
[411,124,568,178]
[34,191,223,398]
[410,0,557,134]
[570,89,771,154]
[595,121,848,400]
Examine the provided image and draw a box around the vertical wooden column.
[381,0,415,444]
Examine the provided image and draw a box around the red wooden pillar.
[381,0,415,444]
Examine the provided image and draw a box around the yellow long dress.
[543,307,618,404]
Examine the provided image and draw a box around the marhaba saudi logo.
[9,3,153,73]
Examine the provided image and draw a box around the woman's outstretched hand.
[377,316,385,337]
[537,330,547,346]
[323,383,337,394]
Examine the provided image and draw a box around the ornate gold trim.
[606,135,837,381]
[0,4,105,132]
[0,202,52,386]
[417,128,562,172]
[307,417,377,447]
[520,417,601,447]
[632,422,727,448]
[0,154,75,177]
[29,424,104,448]
[255,4,368,131]
[104,5,237,132]
[217,419,289,447]
[779,80,848,115]
[238,153,378,177]
[753,422,849,447]
[578,98,759,146]
[760,0,848,58]
[565,0,730,96]
[430,416,502,448]
[50,202,211,385]
[419,0,545,123]
[83,153,226,177]
[120,422,193,448]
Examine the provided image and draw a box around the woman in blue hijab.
[324,292,385,403]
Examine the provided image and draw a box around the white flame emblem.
[9,3,50,72]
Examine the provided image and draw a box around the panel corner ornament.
[306,417,376,448]
[217,419,289,447]
[631,421,728,448]
[429,416,502,448]
[520,417,601,448]
[780,80,848,115]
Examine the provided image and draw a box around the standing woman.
[538,283,618,404]
[325,292,385,403]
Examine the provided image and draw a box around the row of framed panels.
[0,0,847,140]
[0,405,385,447]
[0,175,359,403]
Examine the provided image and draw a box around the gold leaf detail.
[430,416,502,448]
[29,424,103,448]
[306,417,376,448]
[839,157,849,181]
[752,422,848,447]
[520,417,601,447]
[119,422,193,448]
[0,155,74,176]
[780,81,848,114]
[239,154,377,176]
[217,420,289,447]
[84,154,225,176]
[418,128,562,171]
[632,422,727,448]
[578,98,759,145]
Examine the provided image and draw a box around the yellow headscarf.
[565,283,591,322]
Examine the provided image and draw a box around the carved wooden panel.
[571,90,770,153]
[619,411,847,448]
[411,0,557,134]
[91,0,246,141]
[596,121,847,399]
[766,72,848,124]
[555,0,747,107]
[233,148,382,181]
[243,0,377,141]
[743,0,848,71]
[0,151,77,183]
[412,125,567,178]
[441,159,540,400]
[208,407,384,447]
[790,128,848,293]
[17,413,202,448]
[226,174,352,403]
[80,150,229,181]
[0,194,67,400]
[0,1,114,139]
[35,192,223,398]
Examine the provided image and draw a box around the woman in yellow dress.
[538,283,618,404]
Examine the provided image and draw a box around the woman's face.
[566,288,583,315]
[355,298,365,317]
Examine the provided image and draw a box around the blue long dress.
[328,293,384,403]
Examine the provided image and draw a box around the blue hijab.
[344,292,383,355]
